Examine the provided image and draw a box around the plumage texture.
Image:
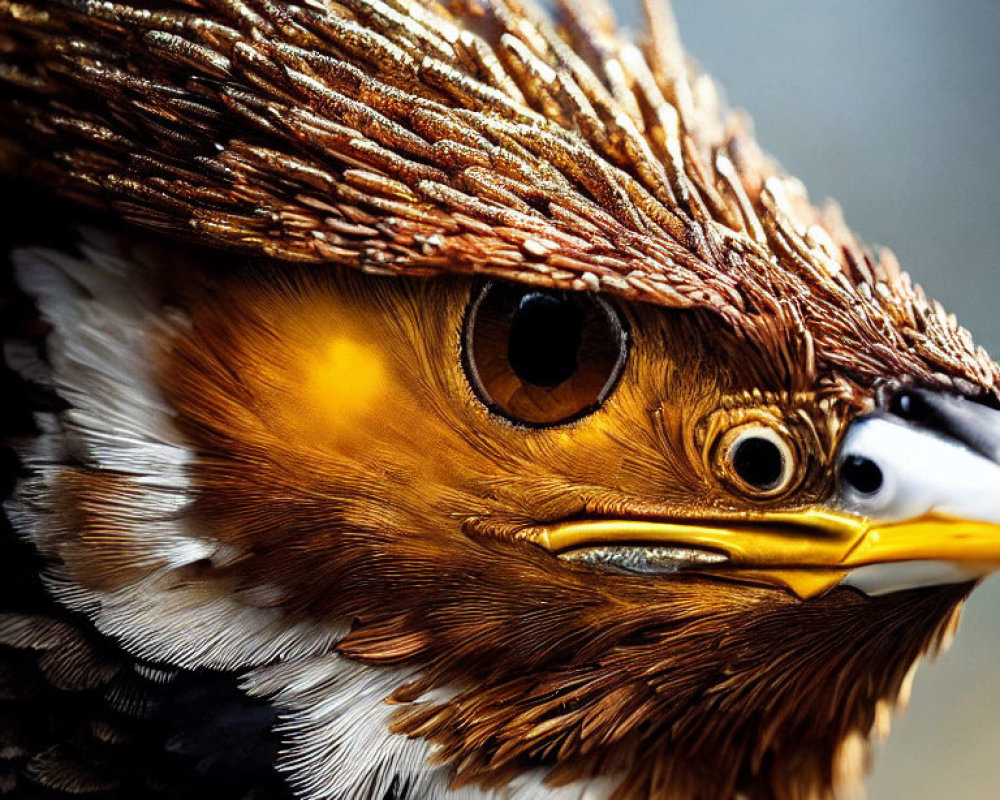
[1,2,998,800]
[0,230,975,800]
[1,0,996,402]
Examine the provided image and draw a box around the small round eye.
[462,281,628,426]
[840,454,884,496]
[717,424,797,498]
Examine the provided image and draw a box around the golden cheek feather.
[169,271,839,524]
[303,337,388,429]
[169,274,473,464]
[273,307,399,451]
[156,266,844,594]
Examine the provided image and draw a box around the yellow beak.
[521,510,1000,599]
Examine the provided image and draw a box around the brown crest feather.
[1,0,997,399]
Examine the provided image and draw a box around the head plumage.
[1,0,997,399]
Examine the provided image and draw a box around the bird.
[1,1,999,799]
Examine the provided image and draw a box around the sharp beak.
[521,389,1000,599]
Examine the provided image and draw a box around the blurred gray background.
[610,1,1000,797]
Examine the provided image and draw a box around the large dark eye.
[462,281,629,426]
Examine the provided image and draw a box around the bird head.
[4,1,1000,799]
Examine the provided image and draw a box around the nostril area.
[840,455,884,495]
[888,389,932,423]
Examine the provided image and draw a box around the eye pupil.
[732,436,785,490]
[508,293,583,387]
[840,455,884,495]
[463,282,628,427]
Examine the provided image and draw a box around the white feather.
[5,238,339,670]
[245,654,618,800]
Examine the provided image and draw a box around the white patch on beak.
[838,415,1000,523]
[837,414,1000,594]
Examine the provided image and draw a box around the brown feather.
[1,0,996,400]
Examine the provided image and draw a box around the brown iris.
[462,282,629,426]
